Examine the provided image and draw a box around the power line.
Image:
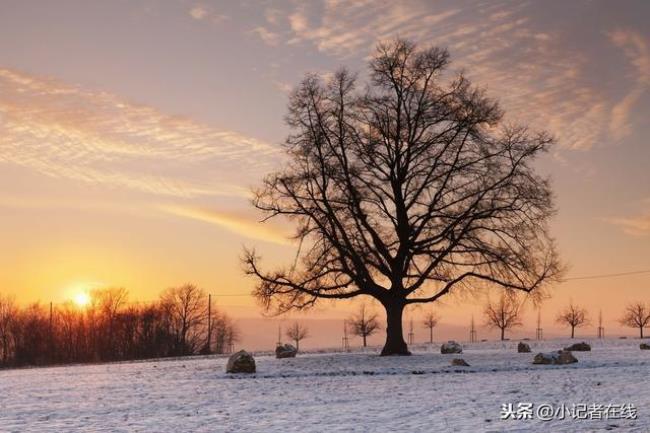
[564,269,650,281]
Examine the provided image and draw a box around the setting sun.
[73,292,91,307]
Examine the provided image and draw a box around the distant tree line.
[339,298,650,348]
[0,284,238,368]
[482,297,650,340]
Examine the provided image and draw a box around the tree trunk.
[429,327,433,344]
[641,327,644,339]
[363,335,367,347]
[380,302,410,356]
[500,328,505,341]
[571,326,575,339]
[295,339,299,351]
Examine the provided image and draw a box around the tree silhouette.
[285,322,309,351]
[556,302,589,338]
[0,294,17,364]
[422,310,439,344]
[483,293,523,341]
[244,38,561,355]
[620,302,650,339]
[160,284,207,356]
[348,304,380,347]
[0,287,238,368]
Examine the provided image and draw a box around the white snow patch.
[1,338,648,432]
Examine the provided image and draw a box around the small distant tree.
[212,312,239,354]
[91,287,128,359]
[286,322,309,351]
[619,302,650,339]
[348,304,380,347]
[422,310,439,344]
[0,294,17,364]
[556,302,589,338]
[483,294,523,341]
[160,284,207,355]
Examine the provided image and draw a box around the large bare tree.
[556,302,589,338]
[244,39,561,355]
[619,302,650,339]
[483,293,523,341]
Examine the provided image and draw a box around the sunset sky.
[1,0,649,347]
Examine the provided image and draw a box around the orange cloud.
[606,213,650,237]
[0,68,278,198]
[607,29,650,141]
[159,204,291,245]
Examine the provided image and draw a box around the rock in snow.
[451,358,470,367]
[564,342,591,351]
[275,344,298,358]
[533,350,578,365]
[517,342,531,353]
[441,341,463,354]
[640,343,650,350]
[226,350,256,373]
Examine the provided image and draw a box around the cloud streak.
[257,1,647,152]
[607,29,650,141]
[0,68,279,198]
[160,204,291,245]
[605,213,650,236]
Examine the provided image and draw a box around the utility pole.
[469,315,477,343]
[407,318,415,345]
[536,308,544,340]
[597,310,605,339]
[205,294,212,353]
[342,319,349,351]
[277,323,282,346]
[49,301,54,362]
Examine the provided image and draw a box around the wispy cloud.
[159,204,291,245]
[263,1,645,152]
[189,5,208,20]
[605,213,650,236]
[188,4,228,23]
[607,29,650,141]
[251,26,280,46]
[0,68,278,198]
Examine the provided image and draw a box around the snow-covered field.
[1,338,648,432]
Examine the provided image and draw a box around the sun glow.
[73,292,91,307]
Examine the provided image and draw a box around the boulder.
[451,358,470,367]
[275,343,298,359]
[440,341,463,354]
[533,350,578,365]
[226,350,256,373]
[640,343,650,350]
[564,342,591,352]
[517,342,531,353]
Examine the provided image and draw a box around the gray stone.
[564,342,591,351]
[640,343,650,350]
[517,342,531,353]
[275,343,298,358]
[440,341,463,354]
[451,358,470,367]
[533,350,578,365]
[226,350,256,373]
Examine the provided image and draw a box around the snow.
[1,338,648,432]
